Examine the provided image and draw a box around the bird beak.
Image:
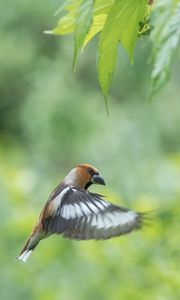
[91,174,106,186]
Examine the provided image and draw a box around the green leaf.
[93,0,115,15]
[150,0,180,96]
[52,14,74,35]
[54,0,72,16]
[49,0,114,37]
[98,0,147,98]
[83,14,107,49]
[82,0,114,50]
[51,1,81,35]
[73,0,93,69]
[121,1,147,62]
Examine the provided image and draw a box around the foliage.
[47,0,180,104]
[0,0,180,300]
[150,0,180,96]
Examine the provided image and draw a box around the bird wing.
[42,187,144,240]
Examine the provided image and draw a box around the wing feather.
[44,187,144,240]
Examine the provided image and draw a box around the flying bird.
[17,164,145,262]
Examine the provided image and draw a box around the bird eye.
[88,169,93,175]
[88,169,99,176]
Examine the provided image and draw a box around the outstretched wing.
[43,187,144,240]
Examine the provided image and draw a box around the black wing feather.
[45,188,144,240]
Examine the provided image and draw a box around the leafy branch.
[45,0,180,107]
[150,0,180,97]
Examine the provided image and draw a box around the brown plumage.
[17,164,145,262]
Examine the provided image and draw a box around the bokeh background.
[0,1,180,299]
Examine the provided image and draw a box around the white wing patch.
[74,203,83,218]
[103,214,112,229]
[95,201,106,210]
[88,203,99,214]
[61,199,108,220]
[53,187,70,213]
[90,214,97,226]
[89,211,137,230]
[96,214,104,228]
[68,204,77,219]
[100,200,110,207]
[61,203,74,219]
[80,202,92,215]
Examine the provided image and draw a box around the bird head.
[64,163,105,189]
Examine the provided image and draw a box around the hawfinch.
[17,164,145,262]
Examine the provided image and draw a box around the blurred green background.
[0,1,180,299]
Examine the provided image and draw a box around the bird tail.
[18,249,33,263]
[17,231,43,263]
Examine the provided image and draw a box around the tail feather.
[17,231,43,263]
[17,250,33,263]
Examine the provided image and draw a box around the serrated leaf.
[49,0,114,37]
[83,14,107,49]
[52,14,75,35]
[121,1,147,62]
[73,0,93,69]
[52,1,81,35]
[98,0,147,98]
[94,0,115,15]
[82,0,115,50]
[150,1,180,96]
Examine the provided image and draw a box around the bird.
[17,163,146,262]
